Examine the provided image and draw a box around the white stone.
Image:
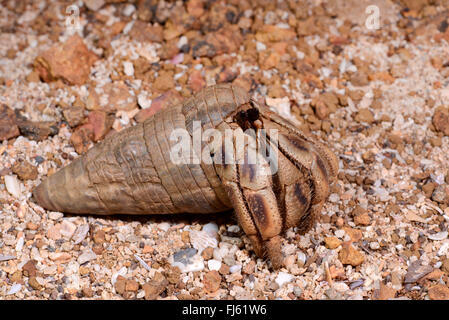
[15,236,24,252]
[123,4,135,16]
[172,254,205,273]
[48,212,63,220]
[78,250,97,264]
[335,229,346,238]
[227,225,240,233]
[202,223,219,236]
[60,220,77,239]
[137,92,152,109]
[297,251,307,267]
[207,259,222,271]
[5,175,21,198]
[333,281,350,292]
[8,284,21,295]
[158,222,170,232]
[275,272,294,287]
[72,224,89,244]
[428,231,448,241]
[230,265,242,273]
[123,61,134,76]
[177,36,188,48]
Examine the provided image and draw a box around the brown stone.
[136,0,155,21]
[432,185,449,204]
[82,286,94,298]
[16,118,58,141]
[143,272,168,300]
[422,182,437,198]
[442,258,449,274]
[93,229,106,244]
[350,72,369,86]
[180,230,190,244]
[243,260,255,275]
[324,236,342,249]
[0,105,20,141]
[9,270,23,283]
[354,212,371,226]
[255,25,296,42]
[203,270,221,293]
[202,27,243,57]
[129,21,163,43]
[87,111,112,142]
[115,276,126,295]
[399,0,428,12]
[433,106,449,136]
[368,71,395,84]
[188,69,206,93]
[354,108,375,123]
[338,243,364,266]
[343,227,363,242]
[35,35,98,85]
[22,260,37,277]
[378,283,396,300]
[47,224,61,240]
[70,124,94,154]
[186,0,204,18]
[12,160,38,181]
[28,277,43,290]
[26,71,41,83]
[201,247,214,261]
[153,71,176,92]
[165,266,181,285]
[63,106,85,128]
[125,279,140,292]
[428,284,449,300]
[424,269,445,281]
[219,264,230,275]
[311,92,339,120]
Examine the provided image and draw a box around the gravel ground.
[1,0,449,300]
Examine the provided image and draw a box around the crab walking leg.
[236,128,285,268]
[213,123,265,257]
[263,118,333,205]
[217,124,285,268]
[259,103,339,182]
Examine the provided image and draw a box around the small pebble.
[8,284,21,295]
[349,279,364,290]
[208,259,222,271]
[190,230,218,253]
[172,249,204,273]
[275,272,293,287]
[427,231,448,241]
[158,223,170,232]
[229,265,242,273]
[5,175,21,198]
[72,224,89,244]
[202,223,219,236]
[78,250,97,265]
[48,212,63,220]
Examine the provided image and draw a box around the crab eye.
[246,108,259,121]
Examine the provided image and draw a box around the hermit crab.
[34,84,338,268]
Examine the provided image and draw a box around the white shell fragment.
[189,230,218,253]
[427,231,448,241]
[275,272,294,287]
[5,175,21,198]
